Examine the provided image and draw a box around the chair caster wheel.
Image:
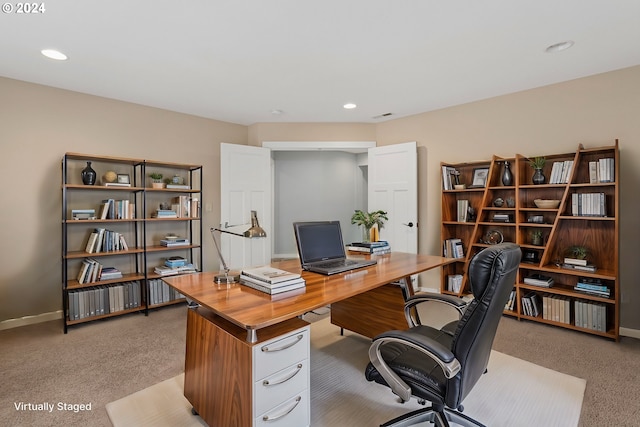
[191,407,199,416]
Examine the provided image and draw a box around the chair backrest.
[445,243,521,408]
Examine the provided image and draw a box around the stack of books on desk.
[240,266,306,295]
[346,241,391,254]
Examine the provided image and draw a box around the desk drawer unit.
[253,328,310,423]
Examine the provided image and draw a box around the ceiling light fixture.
[271,109,283,115]
[41,49,68,60]
[343,103,357,109]
[545,40,574,53]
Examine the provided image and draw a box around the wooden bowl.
[534,199,560,209]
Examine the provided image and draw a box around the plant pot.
[152,182,164,189]
[532,168,546,185]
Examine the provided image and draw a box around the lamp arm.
[210,228,235,277]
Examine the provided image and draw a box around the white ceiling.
[2,1,640,126]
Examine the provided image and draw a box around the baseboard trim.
[620,327,640,339]
[0,310,63,331]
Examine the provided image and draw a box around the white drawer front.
[254,326,309,380]
[254,358,309,416]
[254,390,309,427]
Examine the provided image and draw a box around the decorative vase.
[532,168,546,185]
[362,226,371,243]
[501,161,513,186]
[81,161,96,185]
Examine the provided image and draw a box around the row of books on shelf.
[441,165,460,190]
[548,160,574,184]
[346,241,390,254]
[100,199,135,220]
[443,238,464,259]
[148,278,185,305]
[571,192,607,217]
[85,228,129,253]
[77,258,122,284]
[239,266,305,295]
[67,281,141,320]
[507,291,608,332]
[447,274,463,293]
[154,256,197,276]
[589,158,615,184]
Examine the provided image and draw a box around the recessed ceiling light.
[41,49,68,60]
[545,40,574,53]
[271,109,284,115]
[343,103,357,109]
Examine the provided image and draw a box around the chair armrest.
[368,329,461,402]
[404,293,468,327]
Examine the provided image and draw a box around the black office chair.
[365,243,521,427]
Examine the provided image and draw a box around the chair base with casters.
[364,243,521,427]
[379,402,484,427]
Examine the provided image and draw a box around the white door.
[220,143,271,271]
[368,141,418,253]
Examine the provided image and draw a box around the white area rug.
[107,317,585,426]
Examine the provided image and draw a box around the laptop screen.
[293,221,346,264]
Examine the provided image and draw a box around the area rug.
[107,317,585,426]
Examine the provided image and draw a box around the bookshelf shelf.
[440,140,619,340]
[61,153,203,332]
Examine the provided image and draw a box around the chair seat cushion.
[365,325,454,404]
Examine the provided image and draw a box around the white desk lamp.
[210,210,266,284]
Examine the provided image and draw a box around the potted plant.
[149,172,164,189]
[529,156,546,184]
[351,210,388,242]
[567,245,588,260]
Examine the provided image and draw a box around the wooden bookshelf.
[61,153,203,332]
[440,140,619,340]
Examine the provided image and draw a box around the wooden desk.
[163,252,452,427]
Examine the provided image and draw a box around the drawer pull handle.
[263,364,303,386]
[262,396,302,422]
[261,334,303,352]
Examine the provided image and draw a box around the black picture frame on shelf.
[117,174,130,184]
[469,167,489,188]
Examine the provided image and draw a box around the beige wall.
[0,77,247,323]
[375,65,640,331]
[2,65,639,332]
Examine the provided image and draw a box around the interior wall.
[375,65,640,331]
[0,77,247,324]
[272,151,366,258]
[248,122,377,147]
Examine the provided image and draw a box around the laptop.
[293,221,378,275]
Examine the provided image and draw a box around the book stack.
[160,238,190,247]
[492,213,512,223]
[562,257,597,273]
[240,266,306,295]
[523,273,554,288]
[71,209,96,220]
[152,209,178,218]
[574,278,610,298]
[154,257,197,276]
[346,241,391,255]
[442,238,464,259]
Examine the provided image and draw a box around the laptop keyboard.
[315,259,359,268]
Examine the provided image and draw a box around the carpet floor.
[107,316,585,426]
